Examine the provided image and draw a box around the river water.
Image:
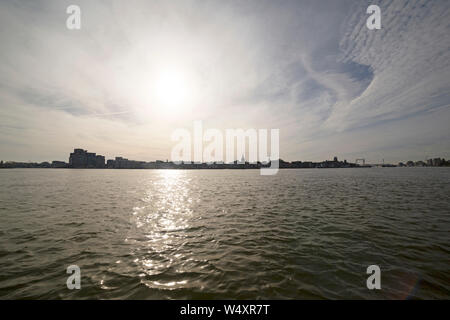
[0,168,448,299]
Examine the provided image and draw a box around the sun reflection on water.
[129,170,196,289]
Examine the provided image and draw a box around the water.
[0,168,448,299]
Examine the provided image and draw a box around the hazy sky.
[0,0,449,163]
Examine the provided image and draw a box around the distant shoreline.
[1,149,449,169]
[4,166,450,170]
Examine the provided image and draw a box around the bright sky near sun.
[0,0,449,163]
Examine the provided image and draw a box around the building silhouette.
[69,149,105,168]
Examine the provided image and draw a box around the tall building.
[95,155,105,168]
[69,149,105,168]
[69,149,87,168]
[86,152,97,168]
[106,159,115,168]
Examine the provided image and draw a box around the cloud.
[0,0,449,163]
[329,0,450,131]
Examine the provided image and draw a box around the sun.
[155,70,189,108]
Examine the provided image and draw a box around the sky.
[0,0,449,163]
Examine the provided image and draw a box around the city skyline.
[0,0,449,163]
[1,147,449,169]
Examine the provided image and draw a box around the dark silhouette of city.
[1,148,449,169]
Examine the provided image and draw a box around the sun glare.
[155,70,189,109]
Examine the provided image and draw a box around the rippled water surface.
[0,168,449,299]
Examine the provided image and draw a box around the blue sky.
[0,0,449,163]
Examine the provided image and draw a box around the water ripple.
[0,168,449,299]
